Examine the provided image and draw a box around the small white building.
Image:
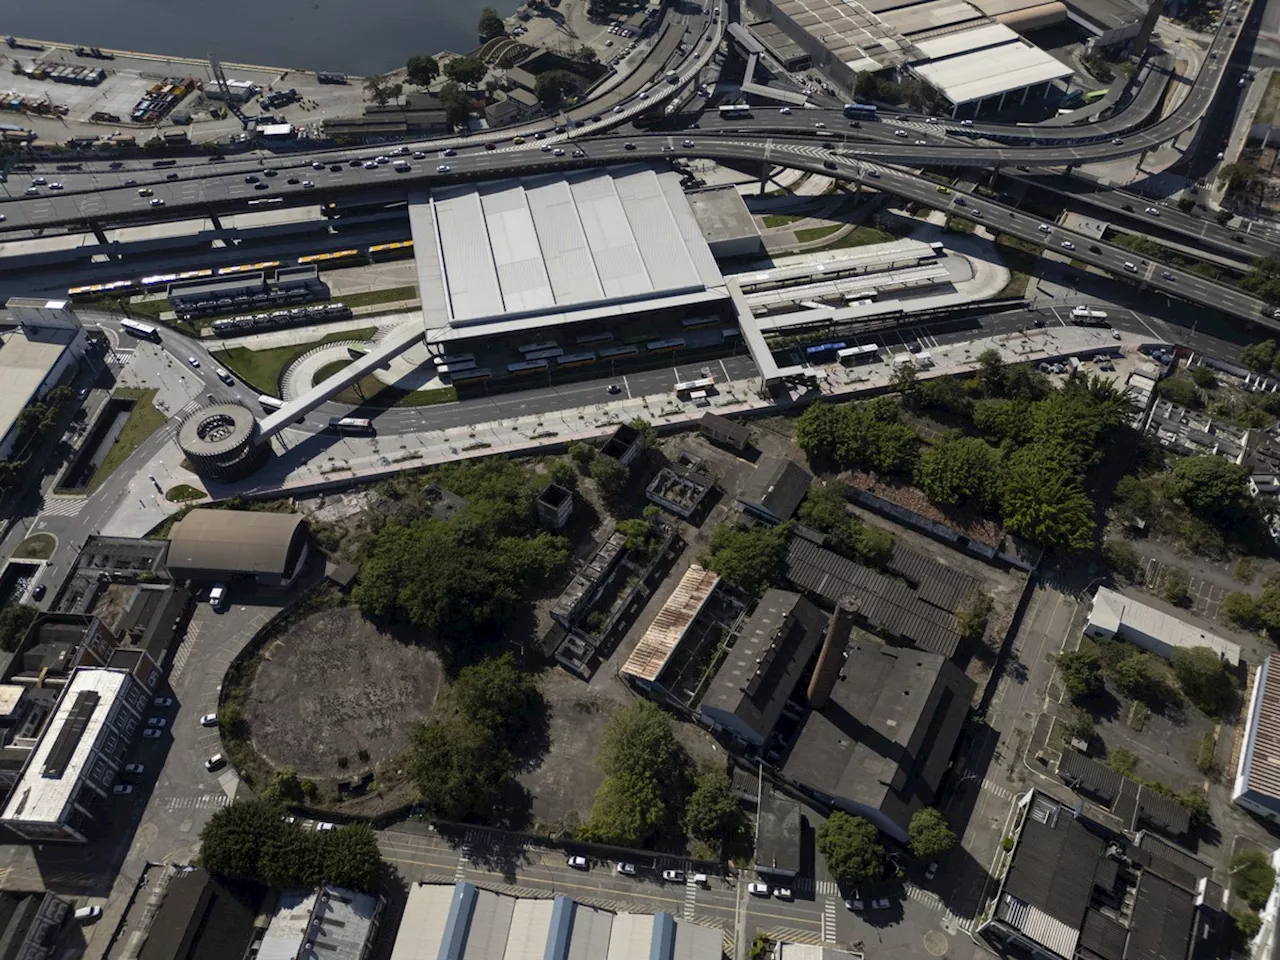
[1234,655,1280,824]
[1085,587,1241,667]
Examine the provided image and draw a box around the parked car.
[845,898,864,911]
[124,763,145,775]
[616,862,636,876]
[74,906,103,922]
[662,869,686,883]
[774,887,793,900]
[314,821,336,830]
[567,856,589,869]
[31,584,46,601]
[872,898,891,909]
[142,728,162,739]
[205,754,226,771]
[748,882,770,897]
[200,713,219,727]
[113,784,133,795]
[925,862,938,880]
[146,717,166,728]
[209,585,226,611]
[153,697,173,707]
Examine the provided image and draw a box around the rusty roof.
[620,565,720,682]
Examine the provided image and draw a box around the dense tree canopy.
[1231,850,1276,910]
[816,813,884,888]
[406,54,440,87]
[908,808,957,860]
[590,454,628,497]
[478,6,506,40]
[915,436,1000,511]
[0,604,37,653]
[1164,456,1251,523]
[796,483,894,566]
[1170,646,1237,718]
[700,523,788,596]
[444,56,487,87]
[1055,648,1103,700]
[999,444,1095,550]
[535,70,580,104]
[199,800,382,892]
[794,398,918,475]
[684,765,742,849]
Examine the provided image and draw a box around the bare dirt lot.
[244,607,442,779]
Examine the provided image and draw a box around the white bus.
[675,376,715,396]
[718,104,750,119]
[258,395,285,410]
[327,416,374,434]
[1071,306,1108,319]
[120,318,160,341]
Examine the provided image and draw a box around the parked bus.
[842,103,876,120]
[523,347,565,362]
[433,352,475,366]
[508,359,549,375]
[446,366,492,383]
[556,352,597,367]
[258,395,285,410]
[518,340,559,354]
[327,416,374,434]
[675,376,715,395]
[576,331,614,346]
[599,345,639,359]
[437,359,477,374]
[837,344,880,365]
[718,104,751,119]
[646,337,686,352]
[120,318,160,341]
[681,315,718,328]
[804,341,847,360]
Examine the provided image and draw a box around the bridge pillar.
[758,160,770,196]
[88,220,109,246]
[209,211,224,230]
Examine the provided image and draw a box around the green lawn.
[311,357,457,408]
[338,286,419,309]
[762,214,804,228]
[88,389,167,493]
[165,484,206,503]
[795,224,843,243]
[14,534,56,560]
[808,224,898,252]
[213,328,377,396]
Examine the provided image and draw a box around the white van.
[1123,261,1137,272]
[208,584,227,611]
[1037,223,1051,233]
[393,159,410,171]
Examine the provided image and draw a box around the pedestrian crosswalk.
[793,877,840,896]
[823,898,838,943]
[166,793,230,812]
[683,879,697,920]
[765,926,824,947]
[981,778,1016,803]
[902,880,975,933]
[40,497,85,518]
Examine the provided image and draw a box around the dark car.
[485,142,496,150]
[330,164,342,172]
[1089,245,1101,253]
[823,159,837,169]
[31,584,46,601]
[165,172,179,180]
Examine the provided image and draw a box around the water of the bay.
[0,0,502,75]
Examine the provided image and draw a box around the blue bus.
[843,103,876,120]
[805,341,847,360]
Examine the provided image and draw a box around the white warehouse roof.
[423,166,724,328]
[911,23,1071,105]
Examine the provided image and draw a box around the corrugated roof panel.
[621,565,721,682]
[502,900,556,960]
[604,914,654,960]
[657,176,729,289]
[390,884,457,960]
[481,185,555,314]
[613,169,700,293]
[912,21,1018,57]
[525,178,604,304]
[570,175,652,298]
[565,904,614,960]
[433,190,505,321]
[461,889,515,960]
[913,41,1072,104]
[671,917,724,960]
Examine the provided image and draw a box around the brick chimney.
[807,597,856,709]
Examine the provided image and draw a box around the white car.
[616,862,637,875]
[74,906,102,922]
[363,161,377,169]
[894,129,908,137]
[49,182,63,190]
[662,869,685,883]
[567,855,589,869]
[200,713,219,727]
[375,155,390,164]
[124,763,145,774]
[845,898,864,911]
[748,881,770,897]
[682,139,694,147]
[216,368,234,385]
[302,180,314,189]
[1060,240,1074,250]
[209,584,226,610]
[146,717,166,728]
[779,106,791,114]
[437,164,450,173]
[206,754,226,771]
[187,356,200,368]
[150,198,165,207]
[774,887,793,900]
[925,862,938,880]
[312,160,325,169]
[1112,330,1122,340]
[113,784,133,795]
[926,117,938,124]
[142,728,162,739]
[1145,206,1159,215]
[314,821,336,830]
[814,121,825,128]
[614,104,624,113]
[153,697,173,707]
[553,148,565,156]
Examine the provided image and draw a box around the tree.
[957,592,993,643]
[449,654,541,744]
[590,454,628,498]
[1111,650,1159,701]
[908,808,956,860]
[406,55,440,87]
[579,772,666,847]
[0,604,37,653]
[535,69,579,103]
[684,765,741,848]
[569,442,596,467]
[323,824,383,892]
[1218,160,1255,192]
[915,436,1000,510]
[1231,850,1276,910]
[363,73,395,106]
[409,717,513,820]
[1108,747,1138,777]
[1165,456,1250,522]
[436,81,472,126]
[1257,582,1280,633]
[1060,708,1095,744]
[597,700,686,785]
[1240,340,1277,374]
[1170,646,1237,718]
[1190,366,1217,389]
[1233,908,1263,947]
[1222,591,1260,628]
[999,444,1095,550]
[1156,377,1201,409]
[976,349,1006,397]
[199,800,283,881]
[700,523,788,596]
[1163,567,1191,607]
[1103,540,1142,581]
[444,56,487,88]
[478,6,506,41]
[816,813,884,888]
[1055,648,1103,700]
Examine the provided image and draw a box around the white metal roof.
[421,167,722,328]
[257,891,318,960]
[389,884,456,960]
[912,21,1020,58]
[912,37,1072,105]
[604,914,653,960]
[1088,587,1241,666]
[0,329,74,452]
[503,900,556,960]
[1,667,130,828]
[671,917,725,960]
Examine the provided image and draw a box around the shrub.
[1103,539,1142,582]
[1108,747,1138,777]
[1231,850,1276,909]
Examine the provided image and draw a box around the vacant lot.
[244,607,442,779]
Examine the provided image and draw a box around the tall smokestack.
[807,597,856,709]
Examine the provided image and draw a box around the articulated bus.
[646,337,686,353]
[217,260,281,276]
[258,395,285,411]
[518,340,559,355]
[556,352,597,367]
[508,359,549,375]
[446,366,493,383]
[1083,88,1108,104]
[718,104,751,119]
[675,376,715,396]
[120,318,160,341]
[599,345,639,359]
[523,347,565,362]
[805,341,847,361]
[842,102,877,120]
[575,332,614,346]
[297,249,360,268]
[327,416,375,435]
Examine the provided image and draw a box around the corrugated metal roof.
[671,916,724,960]
[1080,908,1129,960]
[167,509,306,577]
[603,914,653,960]
[525,177,605,305]
[912,21,1018,57]
[621,565,720,682]
[434,188,505,322]
[911,36,1072,105]
[462,889,516,960]
[481,184,555,315]
[564,903,614,960]
[1243,656,1280,802]
[1004,815,1104,930]
[389,883,456,960]
[1127,873,1197,960]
